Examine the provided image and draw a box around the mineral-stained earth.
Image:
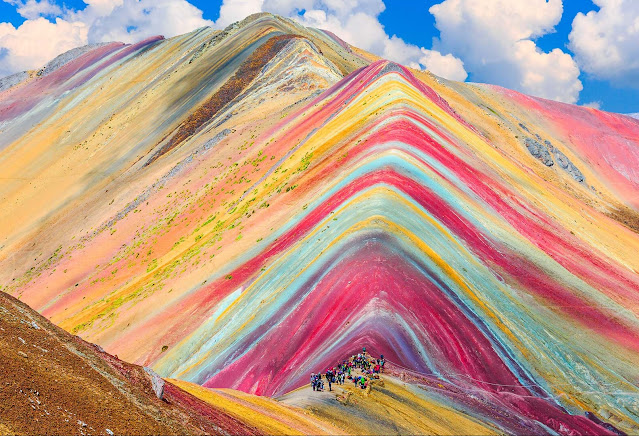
[1,12,639,435]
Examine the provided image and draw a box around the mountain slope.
[0,291,261,435]
[1,12,639,435]
[176,376,500,435]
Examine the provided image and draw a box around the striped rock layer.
[1,12,639,435]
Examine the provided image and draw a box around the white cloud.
[429,0,582,103]
[81,0,123,16]
[3,0,62,19]
[216,0,264,27]
[80,0,213,44]
[417,49,467,82]
[0,0,211,76]
[0,17,86,75]
[258,0,385,21]
[214,0,468,81]
[569,0,639,87]
[581,101,602,109]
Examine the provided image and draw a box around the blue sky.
[1,0,638,113]
[377,0,639,113]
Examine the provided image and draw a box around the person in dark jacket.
[326,370,333,391]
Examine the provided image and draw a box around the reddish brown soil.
[147,34,300,165]
[0,291,261,435]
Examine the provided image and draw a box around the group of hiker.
[310,347,386,392]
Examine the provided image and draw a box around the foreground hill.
[1,12,639,435]
[0,291,261,435]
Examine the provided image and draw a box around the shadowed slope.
[0,291,260,435]
[148,34,302,164]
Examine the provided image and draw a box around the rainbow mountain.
[1,12,639,435]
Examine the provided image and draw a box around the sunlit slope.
[0,12,364,266]
[171,379,343,436]
[174,376,500,436]
[1,12,639,435]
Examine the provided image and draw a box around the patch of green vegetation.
[147,258,158,272]
[299,151,313,171]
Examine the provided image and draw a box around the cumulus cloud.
[0,17,86,76]
[4,0,62,19]
[581,101,602,110]
[417,49,467,82]
[569,0,639,88]
[215,0,468,81]
[216,0,264,27]
[429,0,582,103]
[0,0,211,76]
[76,0,213,44]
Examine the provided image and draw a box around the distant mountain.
[1,12,638,435]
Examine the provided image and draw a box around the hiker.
[311,373,316,391]
[326,370,333,391]
[359,376,367,389]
